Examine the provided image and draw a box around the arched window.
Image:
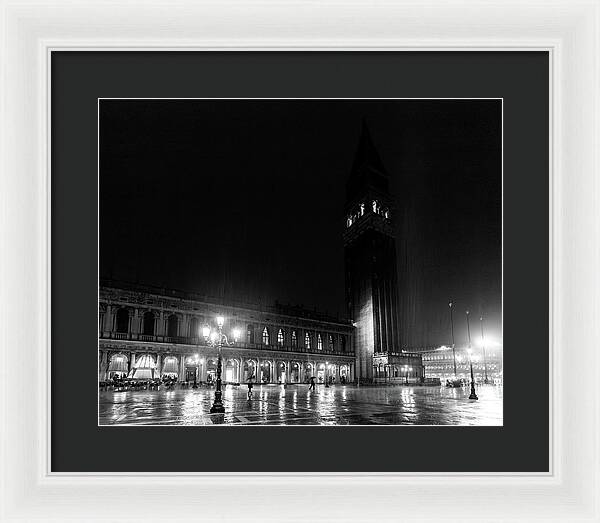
[317,334,323,350]
[341,335,347,352]
[167,314,178,338]
[116,308,129,333]
[277,328,284,346]
[262,327,270,345]
[291,330,297,348]
[305,332,311,349]
[142,311,155,335]
[247,324,255,344]
[328,334,334,351]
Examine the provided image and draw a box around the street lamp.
[467,348,478,400]
[480,315,489,384]
[203,315,235,414]
[449,301,457,377]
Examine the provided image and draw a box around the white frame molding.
[1,0,598,521]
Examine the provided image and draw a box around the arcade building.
[99,282,356,384]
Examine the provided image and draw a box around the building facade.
[99,282,355,384]
[414,345,503,384]
[343,122,422,381]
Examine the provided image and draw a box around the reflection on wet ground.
[99,384,502,426]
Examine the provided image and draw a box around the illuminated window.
[360,202,365,215]
[305,332,311,349]
[328,334,334,351]
[291,330,297,348]
[372,200,378,213]
[277,328,284,346]
[262,327,270,345]
[317,334,323,350]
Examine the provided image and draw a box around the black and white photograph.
[98,98,503,426]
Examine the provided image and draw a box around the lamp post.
[480,315,489,384]
[202,315,235,414]
[467,348,478,400]
[449,301,457,377]
[466,310,478,399]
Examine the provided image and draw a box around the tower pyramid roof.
[346,120,390,201]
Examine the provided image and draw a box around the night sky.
[100,99,502,348]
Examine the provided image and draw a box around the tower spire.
[346,119,390,201]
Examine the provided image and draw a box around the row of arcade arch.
[104,352,352,384]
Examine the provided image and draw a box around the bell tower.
[343,121,401,381]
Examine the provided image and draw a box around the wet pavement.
[99,383,503,426]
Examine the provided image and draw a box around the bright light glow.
[202,325,210,338]
[467,348,473,355]
[210,331,218,342]
[216,315,225,328]
[232,328,241,341]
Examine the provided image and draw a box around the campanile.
[343,122,401,381]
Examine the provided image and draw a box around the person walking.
[309,376,316,391]
[247,374,255,400]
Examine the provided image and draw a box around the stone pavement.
[99,383,502,426]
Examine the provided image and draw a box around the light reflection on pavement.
[99,384,502,426]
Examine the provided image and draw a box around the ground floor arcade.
[99,343,355,385]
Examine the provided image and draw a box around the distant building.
[343,122,423,382]
[413,345,503,384]
[99,282,355,384]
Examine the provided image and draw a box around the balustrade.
[99,330,354,356]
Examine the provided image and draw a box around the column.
[335,363,340,384]
[239,358,244,383]
[285,361,291,383]
[156,353,162,377]
[129,352,136,374]
[179,314,187,337]
[200,359,207,382]
[157,311,165,336]
[105,305,114,333]
[178,355,186,381]
[131,309,140,334]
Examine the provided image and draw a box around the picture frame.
[1,0,598,521]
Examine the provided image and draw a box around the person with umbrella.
[247,374,255,400]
